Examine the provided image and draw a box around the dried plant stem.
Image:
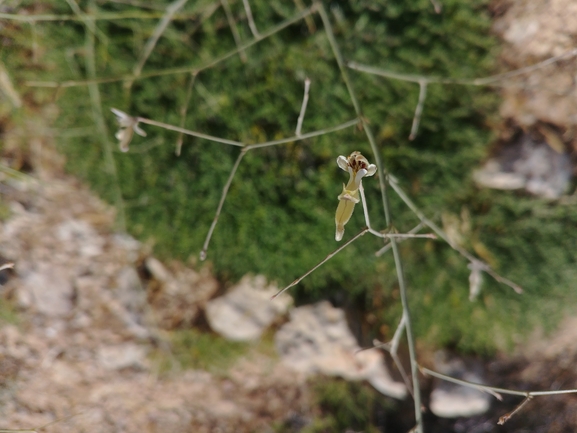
[295,78,311,136]
[272,228,369,299]
[242,0,260,37]
[221,0,247,63]
[375,222,426,257]
[368,314,413,398]
[137,117,244,147]
[360,185,434,240]
[0,10,198,22]
[136,116,358,149]
[127,0,189,90]
[348,47,577,87]
[409,80,427,140]
[388,176,523,294]
[246,118,358,150]
[316,4,423,431]
[200,150,247,260]
[26,5,315,89]
[420,366,577,397]
[176,73,197,156]
[498,396,533,425]
[83,1,126,232]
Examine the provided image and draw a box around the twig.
[84,0,127,232]
[176,73,198,156]
[347,47,577,87]
[409,80,427,140]
[137,116,244,147]
[420,366,503,401]
[136,116,358,149]
[498,396,533,425]
[242,0,260,37]
[272,228,369,298]
[316,4,423,431]
[0,11,200,22]
[126,0,189,90]
[387,175,523,294]
[420,366,577,398]
[26,5,315,88]
[246,118,358,150]
[221,0,247,63]
[295,77,311,136]
[200,149,247,260]
[0,263,14,272]
[375,222,426,257]
[367,314,414,398]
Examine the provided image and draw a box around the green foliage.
[304,377,391,433]
[151,328,256,374]
[0,299,19,326]
[5,0,577,354]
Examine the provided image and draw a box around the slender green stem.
[316,4,422,430]
[83,1,126,232]
[200,150,247,260]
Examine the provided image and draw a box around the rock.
[145,257,171,283]
[19,264,74,317]
[206,275,292,341]
[473,133,571,199]
[275,301,406,399]
[55,219,104,258]
[98,343,148,370]
[429,351,491,418]
[148,260,219,329]
[115,266,146,314]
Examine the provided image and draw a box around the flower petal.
[134,124,147,137]
[366,164,377,177]
[337,155,348,171]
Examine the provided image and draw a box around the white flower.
[334,151,377,241]
[111,108,147,152]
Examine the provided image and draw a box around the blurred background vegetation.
[1,0,576,358]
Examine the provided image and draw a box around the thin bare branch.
[246,118,359,150]
[375,222,426,257]
[127,0,189,90]
[295,77,311,136]
[370,314,414,397]
[316,5,423,431]
[221,0,247,63]
[242,0,260,37]
[137,116,244,147]
[0,10,200,22]
[409,80,427,140]
[387,175,523,294]
[25,5,316,88]
[84,1,126,232]
[421,366,577,398]
[176,73,198,156]
[200,150,247,260]
[272,228,369,299]
[498,395,533,425]
[420,366,503,401]
[348,47,577,87]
